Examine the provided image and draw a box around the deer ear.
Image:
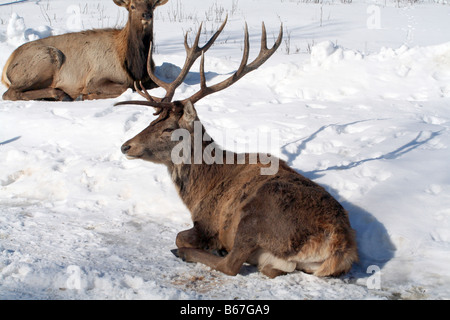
[156,0,169,6]
[182,100,198,125]
[113,0,130,8]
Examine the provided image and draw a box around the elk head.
[114,0,168,32]
[114,0,168,83]
[117,18,283,165]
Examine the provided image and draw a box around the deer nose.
[121,144,131,154]
[142,12,152,20]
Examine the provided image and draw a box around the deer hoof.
[172,248,189,262]
[171,248,180,258]
[173,248,193,262]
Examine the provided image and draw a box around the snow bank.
[271,40,450,102]
[6,13,53,46]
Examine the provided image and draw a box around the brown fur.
[1,0,167,101]
[118,23,357,278]
[121,101,358,278]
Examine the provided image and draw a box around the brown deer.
[117,20,358,278]
[1,0,168,101]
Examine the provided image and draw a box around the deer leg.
[259,264,287,279]
[172,228,208,258]
[176,217,258,276]
[174,228,228,259]
[175,228,201,248]
[177,245,255,276]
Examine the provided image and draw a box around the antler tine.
[246,22,283,72]
[146,17,228,103]
[147,41,170,92]
[185,22,283,105]
[199,51,207,90]
[198,15,228,52]
[114,96,175,114]
[188,22,203,52]
[134,81,158,102]
[236,23,251,77]
[114,81,168,114]
[261,21,268,50]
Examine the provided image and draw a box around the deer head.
[114,0,168,32]
[120,100,198,164]
[117,18,283,165]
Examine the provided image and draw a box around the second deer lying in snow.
[117,20,358,278]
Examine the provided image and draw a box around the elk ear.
[181,100,198,128]
[113,0,130,8]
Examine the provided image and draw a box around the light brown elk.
[1,0,168,101]
[117,20,358,278]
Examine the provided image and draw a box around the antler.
[184,22,283,105]
[147,16,228,103]
[115,19,283,109]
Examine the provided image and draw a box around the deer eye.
[163,128,175,133]
[130,5,136,10]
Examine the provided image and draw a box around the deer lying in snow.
[117,19,358,278]
[1,0,168,101]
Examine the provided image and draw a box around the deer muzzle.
[121,141,144,160]
[121,144,131,154]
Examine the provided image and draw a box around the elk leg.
[81,80,128,100]
[3,87,72,101]
[3,45,66,101]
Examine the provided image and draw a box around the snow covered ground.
[1,0,450,300]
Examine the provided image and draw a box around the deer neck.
[118,18,152,81]
[167,130,233,212]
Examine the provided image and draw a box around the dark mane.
[124,26,151,81]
